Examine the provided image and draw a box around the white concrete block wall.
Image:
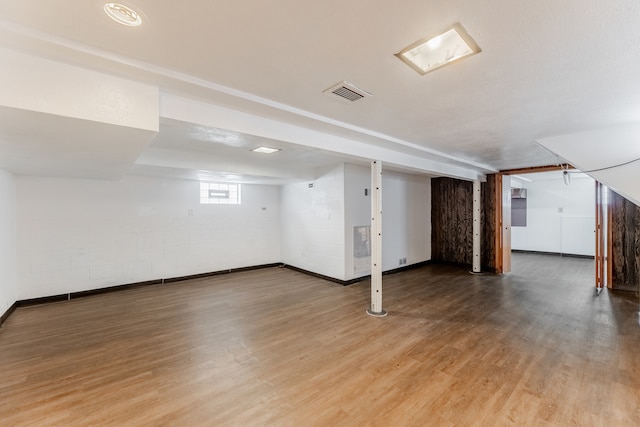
[344,164,431,280]
[16,176,281,300]
[14,163,433,299]
[280,165,346,280]
[0,168,17,317]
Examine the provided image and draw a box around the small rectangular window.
[200,182,242,205]
[511,188,527,227]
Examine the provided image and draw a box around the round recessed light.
[104,3,142,27]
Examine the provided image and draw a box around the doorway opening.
[499,168,597,287]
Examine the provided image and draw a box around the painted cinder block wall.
[16,175,281,300]
[281,164,432,282]
[0,168,17,318]
[343,164,431,280]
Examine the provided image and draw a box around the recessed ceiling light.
[396,23,480,75]
[251,146,280,154]
[104,3,143,27]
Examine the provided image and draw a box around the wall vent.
[324,81,372,102]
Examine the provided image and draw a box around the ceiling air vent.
[324,81,372,102]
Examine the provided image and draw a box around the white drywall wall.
[537,124,640,207]
[16,175,281,300]
[0,168,17,317]
[0,47,158,130]
[511,173,595,256]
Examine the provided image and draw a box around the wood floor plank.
[1,253,639,426]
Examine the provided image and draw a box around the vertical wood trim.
[595,181,604,289]
[494,174,504,274]
[501,175,512,273]
[606,187,613,289]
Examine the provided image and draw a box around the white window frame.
[200,182,242,205]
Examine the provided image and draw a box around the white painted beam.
[160,94,487,181]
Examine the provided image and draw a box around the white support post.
[367,160,386,317]
[472,179,482,273]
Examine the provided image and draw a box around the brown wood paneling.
[431,177,473,265]
[431,175,500,272]
[481,174,498,272]
[610,191,640,291]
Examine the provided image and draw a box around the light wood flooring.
[1,253,639,426]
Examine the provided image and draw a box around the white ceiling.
[1,0,640,183]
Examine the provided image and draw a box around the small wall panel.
[610,191,640,291]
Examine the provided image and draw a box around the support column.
[367,160,386,317]
[472,179,482,273]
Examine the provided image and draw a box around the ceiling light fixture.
[251,147,280,154]
[396,23,481,75]
[104,3,143,27]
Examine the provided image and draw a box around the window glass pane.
[199,182,242,205]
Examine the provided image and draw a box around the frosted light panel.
[397,24,480,75]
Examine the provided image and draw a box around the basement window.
[200,182,242,205]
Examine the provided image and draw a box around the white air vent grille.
[324,81,372,102]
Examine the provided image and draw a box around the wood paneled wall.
[431,177,473,264]
[610,191,640,291]
[481,174,498,272]
[431,176,499,271]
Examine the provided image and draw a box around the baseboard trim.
[163,263,280,284]
[511,250,595,259]
[282,264,364,286]
[382,260,432,276]
[8,260,437,315]
[0,301,17,327]
[283,260,433,286]
[15,263,281,309]
[429,260,499,274]
[17,294,70,307]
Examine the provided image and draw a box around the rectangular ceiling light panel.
[252,146,280,154]
[396,23,481,75]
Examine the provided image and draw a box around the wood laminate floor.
[1,253,639,426]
